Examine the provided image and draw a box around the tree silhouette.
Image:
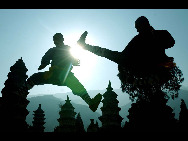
[31,104,46,132]
[178,99,188,131]
[0,58,29,132]
[124,90,178,132]
[87,119,99,133]
[54,95,76,133]
[75,112,85,133]
[117,65,184,101]
[99,81,123,132]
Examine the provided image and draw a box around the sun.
[64,33,98,83]
[70,44,84,59]
[70,44,98,82]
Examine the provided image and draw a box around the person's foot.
[89,93,102,112]
[77,31,88,46]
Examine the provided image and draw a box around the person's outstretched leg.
[19,71,53,93]
[64,72,102,112]
[78,31,124,64]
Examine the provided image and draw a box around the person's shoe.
[77,31,88,46]
[89,93,102,112]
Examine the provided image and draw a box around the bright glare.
[64,33,98,83]
[70,44,98,82]
[70,44,85,59]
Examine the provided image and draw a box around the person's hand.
[77,31,88,47]
[72,59,80,66]
[38,64,46,70]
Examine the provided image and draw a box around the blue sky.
[0,9,188,96]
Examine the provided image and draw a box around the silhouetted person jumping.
[20,33,102,112]
[78,16,177,95]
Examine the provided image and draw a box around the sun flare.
[64,33,98,83]
[70,44,97,81]
[70,44,85,59]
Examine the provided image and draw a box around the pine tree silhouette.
[87,119,99,133]
[118,54,183,132]
[75,112,86,133]
[0,58,30,132]
[31,104,46,132]
[99,81,123,132]
[124,90,178,132]
[178,99,188,131]
[54,95,76,133]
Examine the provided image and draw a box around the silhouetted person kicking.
[78,16,175,67]
[21,33,102,112]
[78,16,176,88]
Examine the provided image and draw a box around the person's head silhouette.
[53,33,64,46]
[135,16,153,33]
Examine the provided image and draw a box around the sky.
[0,9,188,97]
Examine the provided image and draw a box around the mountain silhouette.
[26,88,188,132]
[26,95,101,132]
